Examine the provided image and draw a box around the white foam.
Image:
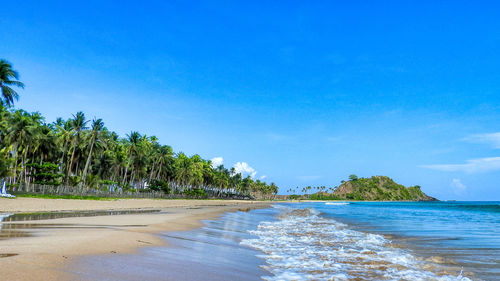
[325,202,350,206]
[241,208,471,281]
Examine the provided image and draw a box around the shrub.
[348,174,359,181]
[148,179,170,193]
[309,193,342,200]
[183,188,207,198]
[68,176,81,187]
[26,162,63,186]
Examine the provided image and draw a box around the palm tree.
[0,147,13,180]
[0,105,8,142]
[146,136,159,183]
[32,124,58,165]
[54,118,73,172]
[5,110,37,183]
[81,118,104,186]
[0,59,24,107]
[153,145,174,181]
[66,112,88,183]
[122,131,141,186]
[174,152,192,186]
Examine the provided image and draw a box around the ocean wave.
[241,208,471,281]
[325,202,349,206]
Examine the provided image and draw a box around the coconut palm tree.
[0,105,8,142]
[0,59,24,107]
[81,118,104,186]
[32,124,58,165]
[0,147,13,182]
[54,118,73,172]
[174,152,192,186]
[66,112,88,183]
[153,145,174,181]
[5,110,37,183]
[122,131,141,186]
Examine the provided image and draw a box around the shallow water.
[0,209,161,240]
[1,209,161,222]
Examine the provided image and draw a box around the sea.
[72,201,499,281]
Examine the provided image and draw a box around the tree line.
[0,59,278,198]
[286,175,360,194]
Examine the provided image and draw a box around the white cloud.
[210,157,224,168]
[233,162,257,178]
[463,132,500,149]
[420,157,500,173]
[260,175,267,180]
[451,179,467,195]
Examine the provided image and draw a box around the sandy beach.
[0,198,270,281]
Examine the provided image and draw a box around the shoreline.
[0,198,271,281]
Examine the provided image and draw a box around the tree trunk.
[130,170,136,190]
[148,159,156,183]
[122,165,129,186]
[22,146,29,185]
[81,138,95,186]
[12,151,18,184]
[155,162,162,180]
[66,143,77,184]
[60,139,69,172]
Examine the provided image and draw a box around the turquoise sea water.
[71,201,499,280]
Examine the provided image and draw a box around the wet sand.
[72,208,277,281]
[0,198,270,281]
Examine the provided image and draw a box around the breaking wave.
[241,207,471,281]
[325,202,349,206]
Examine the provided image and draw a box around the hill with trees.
[291,175,437,201]
[331,175,437,201]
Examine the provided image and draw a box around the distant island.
[289,175,438,201]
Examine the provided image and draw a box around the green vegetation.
[182,188,208,198]
[348,174,358,181]
[291,176,436,201]
[0,59,279,199]
[308,193,342,200]
[26,162,63,186]
[333,176,435,201]
[332,176,435,201]
[0,59,24,107]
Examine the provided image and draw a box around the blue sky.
[1,1,499,200]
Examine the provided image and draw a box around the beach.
[65,201,500,281]
[1,199,498,281]
[0,197,270,281]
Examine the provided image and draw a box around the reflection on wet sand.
[0,209,160,241]
[70,208,276,281]
[3,209,161,222]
